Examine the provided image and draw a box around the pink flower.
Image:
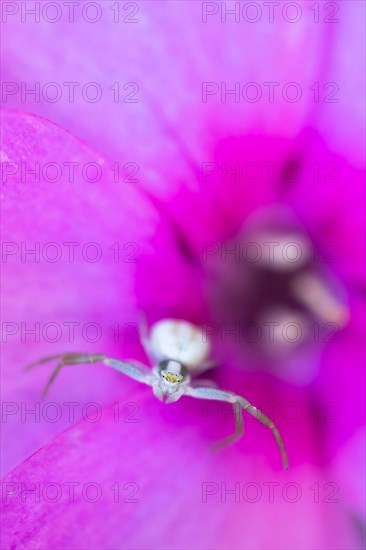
[1,2,365,548]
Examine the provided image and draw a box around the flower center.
[204,205,349,382]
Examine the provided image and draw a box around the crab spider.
[25,319,288,469]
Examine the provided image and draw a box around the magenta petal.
[1,109,163,473]
[286,130,366,284]
[3,1,364,194]
[1,392,362,550]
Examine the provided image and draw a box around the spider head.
[152,359,190,403]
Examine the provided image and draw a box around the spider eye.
[161,371,183,384]
[158,359,187,384]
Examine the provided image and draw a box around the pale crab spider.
[26,319,288,469]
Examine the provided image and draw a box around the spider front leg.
[240,396,289,471]
[186,386,288,470]
[211,401,245,450]
[25,353,152,397]
[25,353,106,397]
[138,312,153,360]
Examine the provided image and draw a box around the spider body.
[152,359,188,403]
[149,319,210,369]
[26,318,289,469]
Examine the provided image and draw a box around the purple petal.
[1,109,164,473]
[1,392,362,550]
[2,1,364,194]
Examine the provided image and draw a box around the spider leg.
[25,353,153,397]
[104,358,152,385]
[42,361,63,398]
[210,401,244,450]
[25,352,105,371]
[24,354,65,370]
[124,359,152,375]
[240,397,289,470]
[186,386,288,469]
[138,313,154,361]
[190,378,219,389]
[25,353,106,397]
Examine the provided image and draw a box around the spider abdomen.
[149,319,210,370]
